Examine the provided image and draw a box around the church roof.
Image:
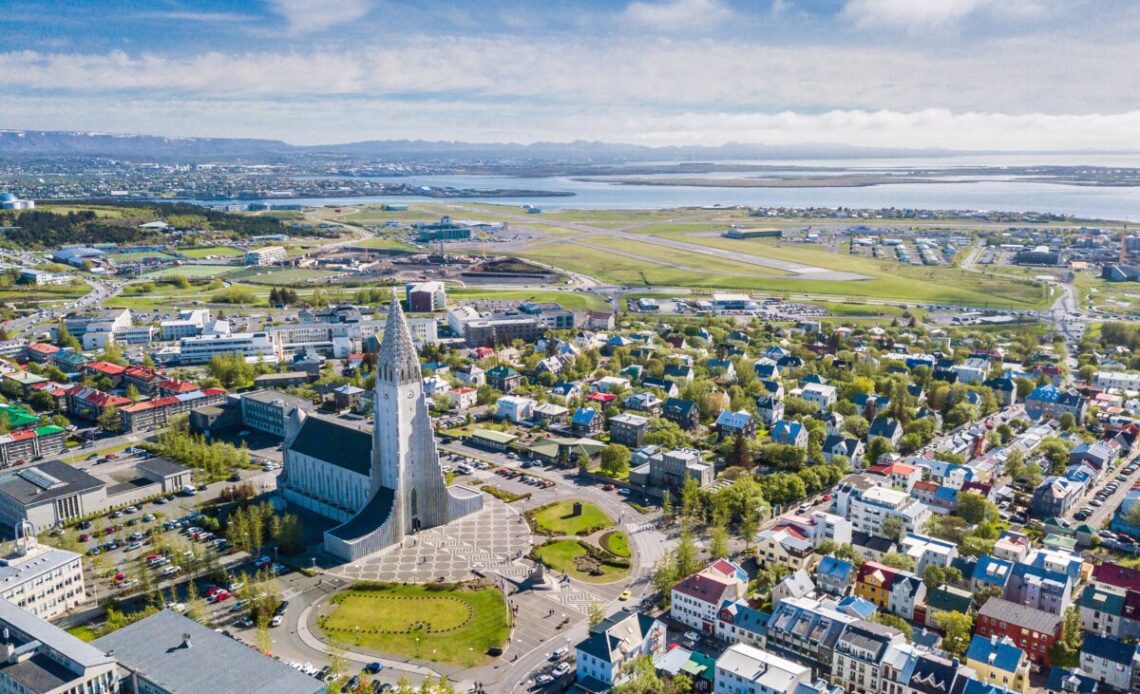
[380,297,421,384]
[290,415,371,475]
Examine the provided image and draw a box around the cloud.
[133,11,257,23]
[842,0,1047,28]
[267,0,372,35]
[623,0,732,30]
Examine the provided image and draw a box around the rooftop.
[93,610,322,694]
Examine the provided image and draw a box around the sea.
[194,153,1140,221]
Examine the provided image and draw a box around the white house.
[495,395,535,423]
[671,559,749,634]
[801,383,837,411]
[575,610,667,690]
[714,643,811,694]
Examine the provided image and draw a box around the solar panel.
[17,468,62,490]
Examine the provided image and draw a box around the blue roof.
[836,595,877,620]
[771,420,803,443]
[1044,667,1098,693]
[1081,633,1138,665]
[966,635,1024,674]
[717,598,769,636]
[816,556,854,581]
[572,407,597,425]
[972,556,1013,586]
[934,486,959,503]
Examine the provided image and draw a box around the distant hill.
[0,128,957,163]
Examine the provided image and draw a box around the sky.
[2,0,1140,150]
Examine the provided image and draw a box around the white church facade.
[279,297,483,562]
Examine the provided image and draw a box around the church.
[279,297,483,562]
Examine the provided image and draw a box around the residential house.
[496,395,535,424]
[1031,476,1085,519]
[453,363,485,386]
[575,610,667,691]
[854,561,926,620]
[714,599,770,649]
[972,555,1015,594]
[772,569,816,604]
[815,557,855,597]
[1005,561,1073,616]
[716,410,756,437]
[756,524,817,574]
[865,462,921,492]
[976,598,1063,666]
[868,416,903,447]
[1025,385,1086,422]
[1078,634,1138,693]
[771,420,807,448]
[898,533,959,575]
[830,620,905,694]
[623,391,663,415]
[672,560,749,634]
[984,378,1018,407]
[966,634,1032,694]
[764,596,857,680]
[755,395,784,427]
[609,413,650,447]
[486,365,522,393]
[801,383,837,412]
[663,398,699,430]
[925,583,974,630]
[714,643,811,694]
[822,435,863,468]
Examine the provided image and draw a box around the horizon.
[2,0,1140,152]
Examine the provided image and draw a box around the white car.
[552,663,572,677]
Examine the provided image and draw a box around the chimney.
[181,633,192,649]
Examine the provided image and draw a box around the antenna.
[1122,224,1129,264]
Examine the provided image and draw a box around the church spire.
[378,292,420,384]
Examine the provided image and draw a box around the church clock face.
[406,391,415,399]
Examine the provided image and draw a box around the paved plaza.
[330,501,532,583]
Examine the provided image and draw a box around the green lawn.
[533,539,631,584]
[513,237,1049,308]
[145,264,242,279]
[231,267,339,285]
[528,499,613,536]
[601,530,631,558]
[317,582,508,665]
[106,251,176,262]
[353,237,418,251]
[177,246,243,258]
[66,625,98,642]
[585,235,791,277]
[448,288,609,312]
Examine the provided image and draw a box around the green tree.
[599,444,631,478]
[937,611,974,657]
[879,551,916,572]
[55,322,80,350]
[661,490,675,525]
[923,564,964,588]
[1121,501,1140,529]
[1047,607,1083,668]
[880,516,905,542]
[871,612,913,640]
[956,491,994,525]
[587,601,605,628]
[97,406,121,433]
[865,437,894,466]
[675,525,699,578]
[709,523,730,559]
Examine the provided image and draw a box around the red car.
[79,533,90,542]
[602,484,615,491]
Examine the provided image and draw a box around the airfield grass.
[177,246,243,258]
[145,264,242,279]
[318,582,508,665]
[584,235,792,277]
[448,288,608,312]
[231,267,339,284]
[516,236,1050,308]
[352,236,418,251]
[106,251,176,262]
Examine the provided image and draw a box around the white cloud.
[623,0,732,30]
[842,0,1047,28]
[267,0,372,35]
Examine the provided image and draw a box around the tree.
[923,564,964,589]
[55,322,80,350]
[879,551,916,572]
[1058,412,1076,431]
[842,415,870,439]
[577,451,591,474]
[661,490,675,525]
[680,478,703,520]
[973,585,1003,609]
[865,437,894,466]
[600,444,631,478]
[675,525,699,578]
[730,432,753,468]
[587,601,605,628]
[1047,607,1083,668]
[1121,501,1140,529]
[871,612,913,640]
[937,611,974,657]
[880,516,905,542]
[956,491,994,525]
[97,406,121,433]
[709,524,729,559]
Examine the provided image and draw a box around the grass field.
[317,583,508,665]
[66,625,98,642]
[353,236,418,251]
[532,540,630,583]
[513,236,1050,308]
[584,235,791,277]
[232,267,339,284]
[177,246,243,258]
[449,288,608,312]
[106,251,175,262]
[145,264,242,279]
[529,500,612,536]
[601,530,631,558]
